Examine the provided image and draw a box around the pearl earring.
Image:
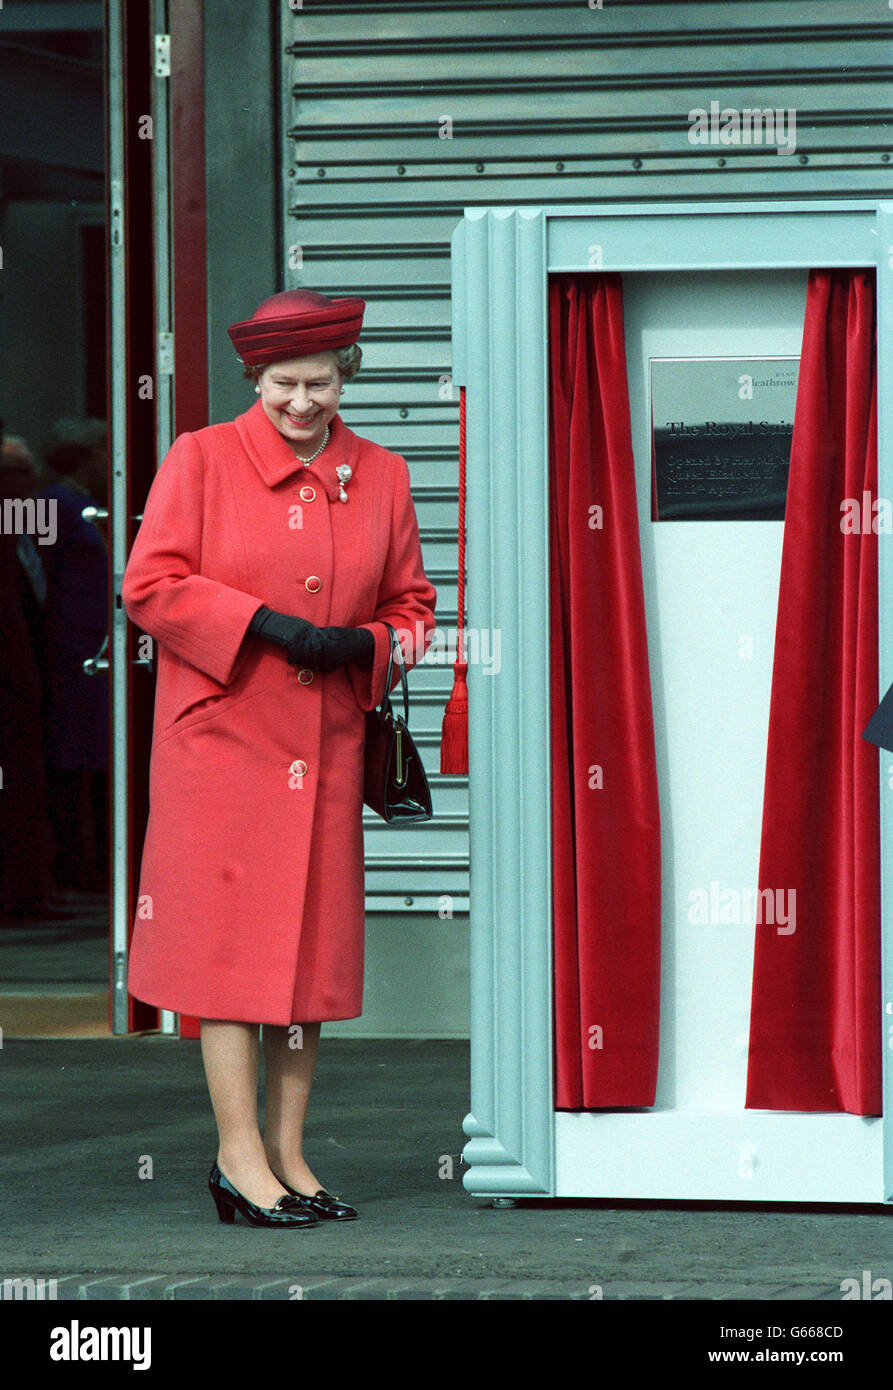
[255,385,260,394]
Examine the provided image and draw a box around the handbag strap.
[381,622,410,726]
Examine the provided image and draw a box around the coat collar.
[235,399,360,500]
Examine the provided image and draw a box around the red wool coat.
[122,401,437,1024]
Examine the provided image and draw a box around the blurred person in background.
[38,417,109,894]
[0,427,52,917]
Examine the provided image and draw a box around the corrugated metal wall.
[281,0,892,907]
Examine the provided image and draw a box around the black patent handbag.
[363,623,433,823]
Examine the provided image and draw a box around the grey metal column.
[151,3,173,462]
[150,0,176,1035]
[107,0,130,1034]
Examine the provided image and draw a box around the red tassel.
[441,385,469,773]
[440,661,468,773]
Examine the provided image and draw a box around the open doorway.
[0,10,109,1036]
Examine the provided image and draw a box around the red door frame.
[168,0,208,1038]
[108,0,208,1035]
[106,0,158,1032]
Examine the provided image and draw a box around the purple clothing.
[38,483,109,771]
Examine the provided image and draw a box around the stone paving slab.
[17,1273,854,1301]
[50,1276,172,1301]
[768,1284,852,1301]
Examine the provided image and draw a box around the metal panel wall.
[281,0,892,907]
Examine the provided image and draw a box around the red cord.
[457,386,466,663]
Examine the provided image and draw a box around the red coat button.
[298,668,314,684]
[305,575,322,592]
[299,485,316,501]
[289,759,308,777]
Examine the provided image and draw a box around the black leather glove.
[314,626,376,673]
[248,605,325,668]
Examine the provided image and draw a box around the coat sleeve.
[121,431,264,685]
[346,455,438,711]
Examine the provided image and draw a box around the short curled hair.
[242,344,362,384]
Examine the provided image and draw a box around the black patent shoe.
[274,1175,358,1220]
[208,1162,319,1228]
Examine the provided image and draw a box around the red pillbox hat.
[228,289,366,365]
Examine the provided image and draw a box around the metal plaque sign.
[650,356,800,520]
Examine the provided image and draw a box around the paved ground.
[2,1037,890,1302]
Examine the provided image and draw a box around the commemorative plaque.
[650,356,799,520]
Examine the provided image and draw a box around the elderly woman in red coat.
[122,290,437,1228]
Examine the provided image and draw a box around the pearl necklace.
[290,421,351,501]
[294,424,330,465]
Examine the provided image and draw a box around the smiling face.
[258,352,343,454]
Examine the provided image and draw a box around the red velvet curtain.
[549,274,662,1109]
[745,269,881,1115]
